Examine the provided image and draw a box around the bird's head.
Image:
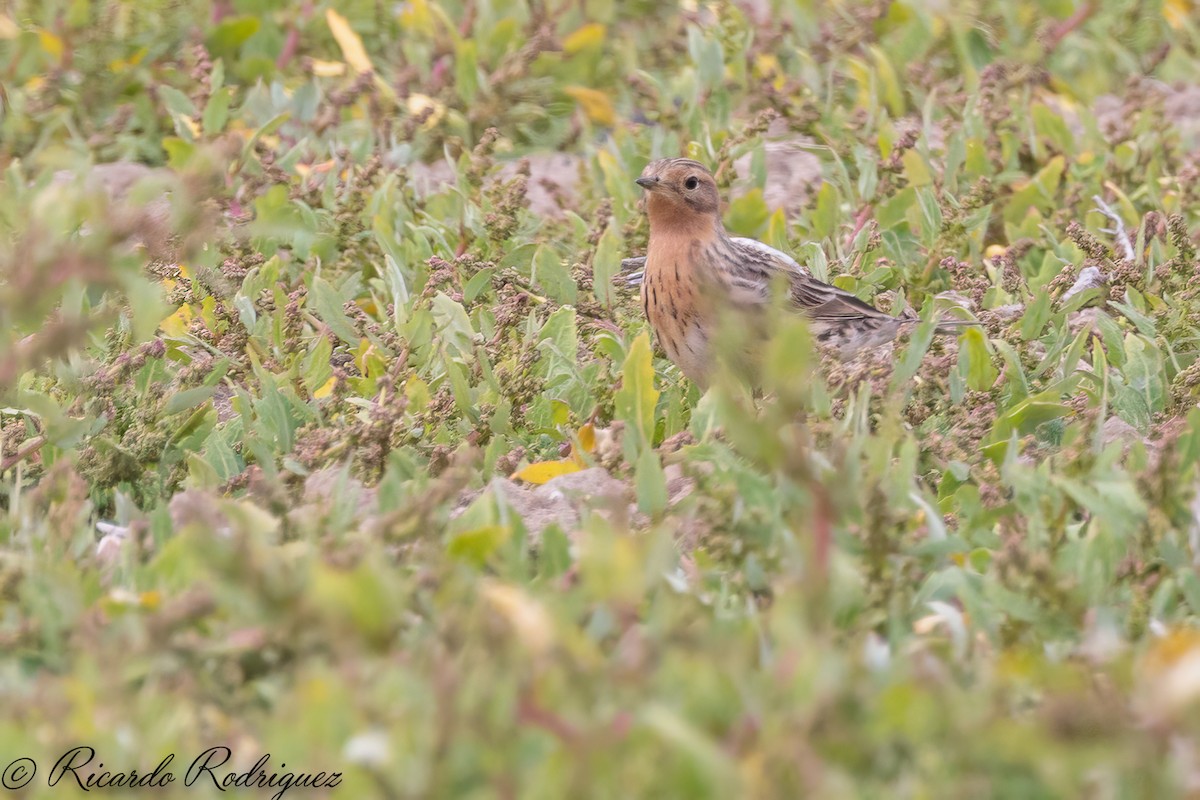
[636,158,721,231]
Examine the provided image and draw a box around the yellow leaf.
[313,375,338,400]
[753,53,785,91]
[199,295,219,332]
[180,115,201,139]
[309,58,346,77]
[512,459,582,484]
[108,47,147,73]
[901,150,932,187]
[1165,0,1192,29]
[577,423,596,454]
[564,85,616,126]
[1143,628,1200,674]
[325,8,373,75]
[399,0,435,33]
[563,23,606,55]
[159,304,194,338]
[0,14,19,39]
[480,581,554,657]
[353,338,369,371]
[1136,627,1200,720]
[406,93,446,128]
[38,29,64,60]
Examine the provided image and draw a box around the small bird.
[628,157,973,386]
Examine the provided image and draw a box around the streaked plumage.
[632,157,973,385]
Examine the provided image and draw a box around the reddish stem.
[844,204,873,250]
[1044,2,1094,54]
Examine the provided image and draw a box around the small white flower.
[343,730,390,767]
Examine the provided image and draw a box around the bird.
[627,157,974,386]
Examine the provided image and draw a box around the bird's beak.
[635,176,659,191]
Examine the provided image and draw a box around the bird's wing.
[725,237,895,324]
[729,237,806,274]
[615,256,646,287]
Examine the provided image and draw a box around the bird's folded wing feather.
[724,237,896,323]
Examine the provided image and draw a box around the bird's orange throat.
[645,192,721,237]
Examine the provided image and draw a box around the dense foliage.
[3,0,1200,796]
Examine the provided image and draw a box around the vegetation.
[3,0,1200,795]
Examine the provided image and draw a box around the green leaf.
[158,86,195,118]
[960,327,998,391]
[163,386,216,416]
[635,446,667,517]
[446,359,476,421]
[455,39,480,105]
[764,208,789,252]
[990,391,1070,442]
[892,319,936,389]
[1121,333,1164,416]
[687,27,725,90]
[592,224,621,307]
[538,306,579,389]
[1019,290,1052,340]
[309,276,359,345]
[811,183,840,241]
[876,187,916,230]
[531,245,577,304]
[202,86,233,135]
[724,189,770,237]
[201,430,243,482]
[869,45,905,116]
[448,525,511,566]
[431,293,477,360]
[615,331,659,455]
[538,524,572,578]
[206,15,261,57]
[302,336,333,396]
[1004,156,1064,224]
[1032,102,1074,153]
[162,137,196,169]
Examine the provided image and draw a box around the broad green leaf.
[531,245,577,304]
[635,446,667,516]
[960,327,998,391]
[455,39,479,105]
[725,189,770,237]
[592,225,621,307]
[811,183,839,241]
[309,276,359,345]
[615,331,659,454]
[163,386,216,416]
[448,525,511,566]
[202,86,233,135]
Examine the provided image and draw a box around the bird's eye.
[684,176,699,190]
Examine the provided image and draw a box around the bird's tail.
[932,318,981,336]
